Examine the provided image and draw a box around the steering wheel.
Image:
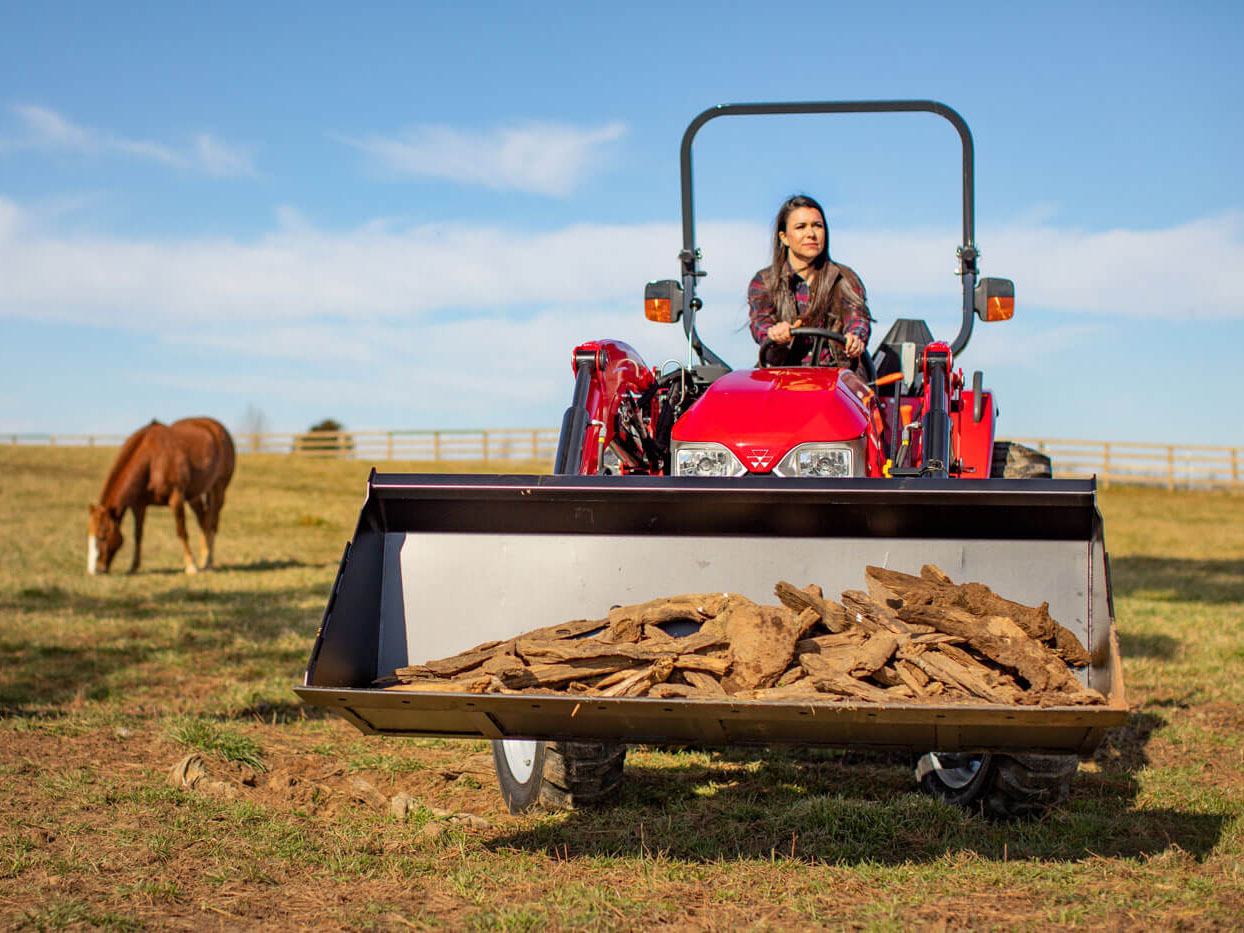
[758,327,878,384]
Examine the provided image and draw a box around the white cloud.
[1,199,1242,363]
[341,120,627,196]
[1,105,255,177]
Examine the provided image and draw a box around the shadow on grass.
[220,558,337,573]
[1118,631,1180,659]
[130,557,333,575]
[1111,556,1244,604]
[228,699,332,724]
[491,714,1224,865]
[1094,710,1166,773]
[0,581,329,712]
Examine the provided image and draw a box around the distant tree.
[238,404,271,453]
[301,418,354,456]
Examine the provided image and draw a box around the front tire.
[917,752,1078,820]
[915,441,1077,819]
[491,739,626,813]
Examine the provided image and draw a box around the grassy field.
[1,445,1241,929]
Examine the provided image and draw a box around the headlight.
[774,441,865,478]
[672,442,746,477]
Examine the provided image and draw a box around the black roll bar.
[678,100,980,362]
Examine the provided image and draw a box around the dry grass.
[1,445,1241,929]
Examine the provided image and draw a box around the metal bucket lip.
[298,683,1129,718]
[361,473,1104,541]
[368,471,1099,503]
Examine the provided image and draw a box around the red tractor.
[557,100,1018,488]
[298,101,1123,820]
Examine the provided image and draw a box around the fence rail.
[5,430,1241,488]
[4,428,561,465]
[1011,438,1241,490]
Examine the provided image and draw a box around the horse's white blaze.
[87,536,98,575]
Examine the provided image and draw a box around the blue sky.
[1,1,1242,444]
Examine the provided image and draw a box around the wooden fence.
[5,429,1241,488]
[1010,438,1242,490]
[4,428,560,465]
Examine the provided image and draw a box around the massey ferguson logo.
[745,448,773,470]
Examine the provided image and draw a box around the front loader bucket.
[296,473,1126,754]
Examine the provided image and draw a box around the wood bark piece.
[867,564,1091,666]
[894,660,929,696]
[847,632,901,678]
[898,603,1085,696]
[901,648,1015,703]
[872,665,904,688]
[775,666,806,688]
[648,683,696,698]
[774,581,849,633]
[599,657,675,697]
[517,638,671,664]
[603,593,731,643]
[396,639,512,679]
[796,631,867,655]
[673,654,732,676]
[809,672,894,702]
[738,681,827,700]
[521,617,610,642]
[841,590,916,635]
[718,598,803,692]
[681,670,728,695]
[387,677,493,694]
[497,658,645,690]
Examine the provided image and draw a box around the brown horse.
[88,417,236,575]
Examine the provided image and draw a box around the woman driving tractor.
[747,194,873,368]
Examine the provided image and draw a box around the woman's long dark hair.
[762,194,838,327]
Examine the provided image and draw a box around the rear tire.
[991,440,1052,479]
[915,442,1077,819]
[492,739,626,813]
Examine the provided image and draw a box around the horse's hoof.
[184,565,199,575]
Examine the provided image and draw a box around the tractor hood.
[672,368,871,468]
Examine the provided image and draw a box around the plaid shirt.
[748,262,872,366]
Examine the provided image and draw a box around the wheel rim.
[920,752,986,790]
[501,739,538,783]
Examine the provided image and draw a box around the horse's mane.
[99,420,160,507]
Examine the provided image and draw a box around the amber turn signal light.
[973,277,1016,323]
[645,298,674,323]
[985,296,1014,321]
[643,279,683,324]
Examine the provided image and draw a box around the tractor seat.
[872,318,935,392]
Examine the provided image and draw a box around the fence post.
[433,431,441,462]
[531,429,538,460]
[1102,441,1110,489]
[482,430,490,463]
[1233,447,1240,485]
[1167,445,1175,491]
[386,431,394,461]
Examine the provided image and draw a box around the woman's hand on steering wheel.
[843,332,865,357]
[765,319,800,346]
[757,326,877,383]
